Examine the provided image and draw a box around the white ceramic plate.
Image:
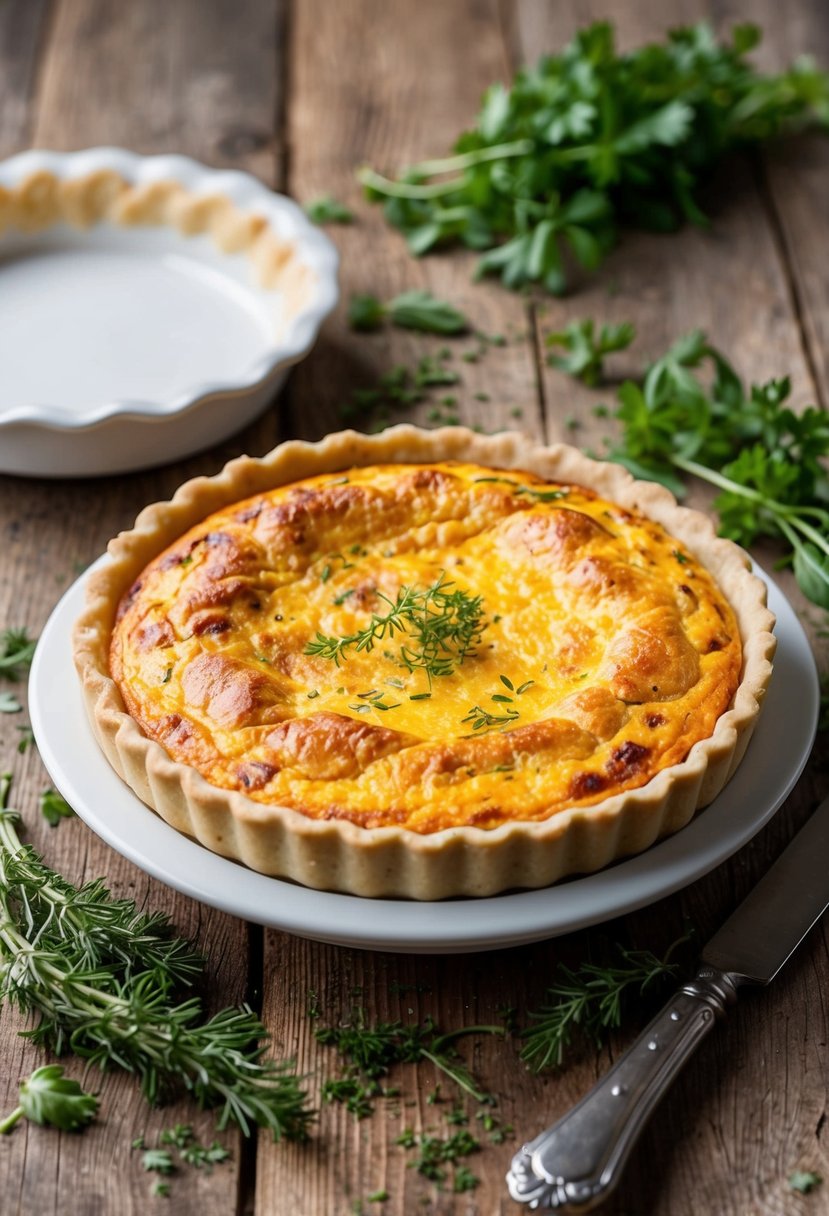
[0,148,338,477]
[30,564,817,954]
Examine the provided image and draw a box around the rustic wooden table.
[1,1,827,1213]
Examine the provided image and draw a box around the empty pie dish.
[0,148,339,478]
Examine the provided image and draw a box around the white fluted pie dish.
[0,148,338,477]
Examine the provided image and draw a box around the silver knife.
[507,792,829,1211]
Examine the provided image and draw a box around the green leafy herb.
[316,1012,504,1118]
[143,1148,175,1175]
[339,349,460,429]
[152,1181,171,1198]
[348,289,468,334]
[560,325,829,608]
[367,1189,389,1203]
[0,775,311,1141]
[0,628,37,680]
[16,725,35,754]
[521,938,687,1071]
[305,195,354,224]
[360,22,829,294]
[396,1126,480,1186]
[789,1170,823,1194]
[0,1065,98,1135]
[305,573,486,685]
[180,1140,231,1170]
[39,787,75,828]
[160,1123,193,1148]
[547,319,636,385]
[0,692,22,714]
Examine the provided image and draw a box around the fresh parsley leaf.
[361,22,829,293]
[547,319,635,385]
[387,290,467,334]
[348,290,468,334]
[39,787,75,827]
[142,1148,175,1175]
[305,195,354,224]
[348,293,387,331]
[0,1065,98,1135]
[789,1170,823,1194]
[0,627,37,680]
[548,318,829,609]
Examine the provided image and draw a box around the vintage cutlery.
[507,792,829,1210]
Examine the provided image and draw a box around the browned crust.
[72,427,776,899]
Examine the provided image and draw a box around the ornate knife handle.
[506,966,742,1211]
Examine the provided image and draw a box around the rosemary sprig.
[520,938,688,1071]
[305,573,486,684]
[0,776,311,1140]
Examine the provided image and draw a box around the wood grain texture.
[0,1,288,1213]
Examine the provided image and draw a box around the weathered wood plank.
[0,0,52,156]
[744,0,829,410]
[0,2,288,1213]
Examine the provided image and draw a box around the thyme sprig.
[0,776,311,1140]
[305,573,486,684]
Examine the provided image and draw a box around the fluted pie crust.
[73,427,775,899]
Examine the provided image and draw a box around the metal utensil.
[507,793,829,1211]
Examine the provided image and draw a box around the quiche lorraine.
[73,428,775,898]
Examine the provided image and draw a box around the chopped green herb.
[348,290,467,335]
[160,1123,193,1149]
[0,627,37,679]
[39,788,75,828]
[789,1171,823,1195]
[162,667,173,684]
[152,1181,171,1198]
[0,692,22,714]
[462,703,520,732]
[307,689,320,699]
[547,320,636,385]
[142,1149,175,1175]
[367,1189,389,1203]
[16,725,35,754]
[305,195,354,224]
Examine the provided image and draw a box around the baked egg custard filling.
[110,461,742,834]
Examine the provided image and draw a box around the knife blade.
[702,793,829,983]
[507,793,829,1211]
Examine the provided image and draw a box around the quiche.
[73,427,775,899]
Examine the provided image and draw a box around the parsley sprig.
[0,776,311,1140]
[360,22,829,294]
[0,628,37,681]
[570,327,829,608]
[305,573,486,684]
[0,1065,98,1135]
[547,319,636,385]
[349,290,468,335]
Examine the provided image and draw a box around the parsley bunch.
[590,329,829,609]
[360,22,829,294]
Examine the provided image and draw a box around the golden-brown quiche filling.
[110,461,742,834]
